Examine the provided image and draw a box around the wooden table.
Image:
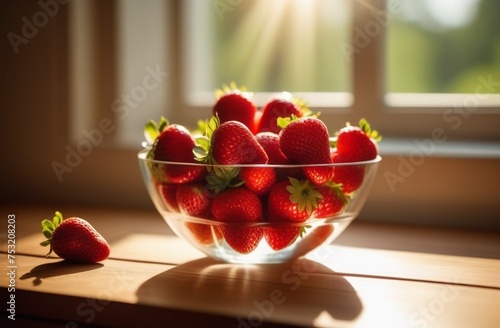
[1,205,500,327]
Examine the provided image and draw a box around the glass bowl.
[138,149,381,264]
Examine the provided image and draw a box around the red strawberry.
[239,166,276,197]
[254,110,263,133]
[184,222,223,246]
[176,183,212,217]
[257,94,308,134]
[145,117,205,183]
[279,117,333,185]
[264,225,302,251]
[211,187,264,254]
[267,178,322,223]
[335,119,381,162]
[158,183,180,213]
[255,132,290,164]
[313,183,348,218]
[40,211,110,263]
[211,121,268,165]
[213,83,258,133]
[331,151,365,193]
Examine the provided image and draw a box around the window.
[71,0,500,146]
[62,0,499,228]
[184,0,351,94]
[177,0,500,142]
[387,0,500,94]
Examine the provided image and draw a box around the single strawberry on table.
[211,187,264,254]
[213,83,258,134]
[40,211,110,263]
[279,116,333,185]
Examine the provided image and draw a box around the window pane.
[386,0,500,94]
[185,0,351,94]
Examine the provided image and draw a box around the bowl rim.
[137,148,382,167]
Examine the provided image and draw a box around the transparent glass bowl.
[138,149,381,264]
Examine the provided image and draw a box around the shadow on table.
[136,257,362,326]
[20,260,103,286]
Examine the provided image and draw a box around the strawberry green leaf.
[215,82,249,99]
[325,181,350,205]
[359,118,371,133]
[194,115,220,165]
[206,115,219,139]
[277,113,308,130]
[43,230,52,239]
[197,119,208,135]
[41,219,55,232]
[40,240,51,247]
[286,177,323,215]
[359,118,382,142]
[53,211,63,226]
[292,97,313,117]
[144,121,159,145]
[157,116,169,133]
[277,117,291,129]
[144,116,169,146]
[329,136,338,148]
[205,167,242,194]
[40,211,65,257]
[193,136,210,161]
[299,225,310,238]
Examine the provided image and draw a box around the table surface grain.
[1,205,499,328]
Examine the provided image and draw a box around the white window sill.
[379,138,500,159]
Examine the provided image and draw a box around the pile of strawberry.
[144,84,381,254]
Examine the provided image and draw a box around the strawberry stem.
[40,211,64,257]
